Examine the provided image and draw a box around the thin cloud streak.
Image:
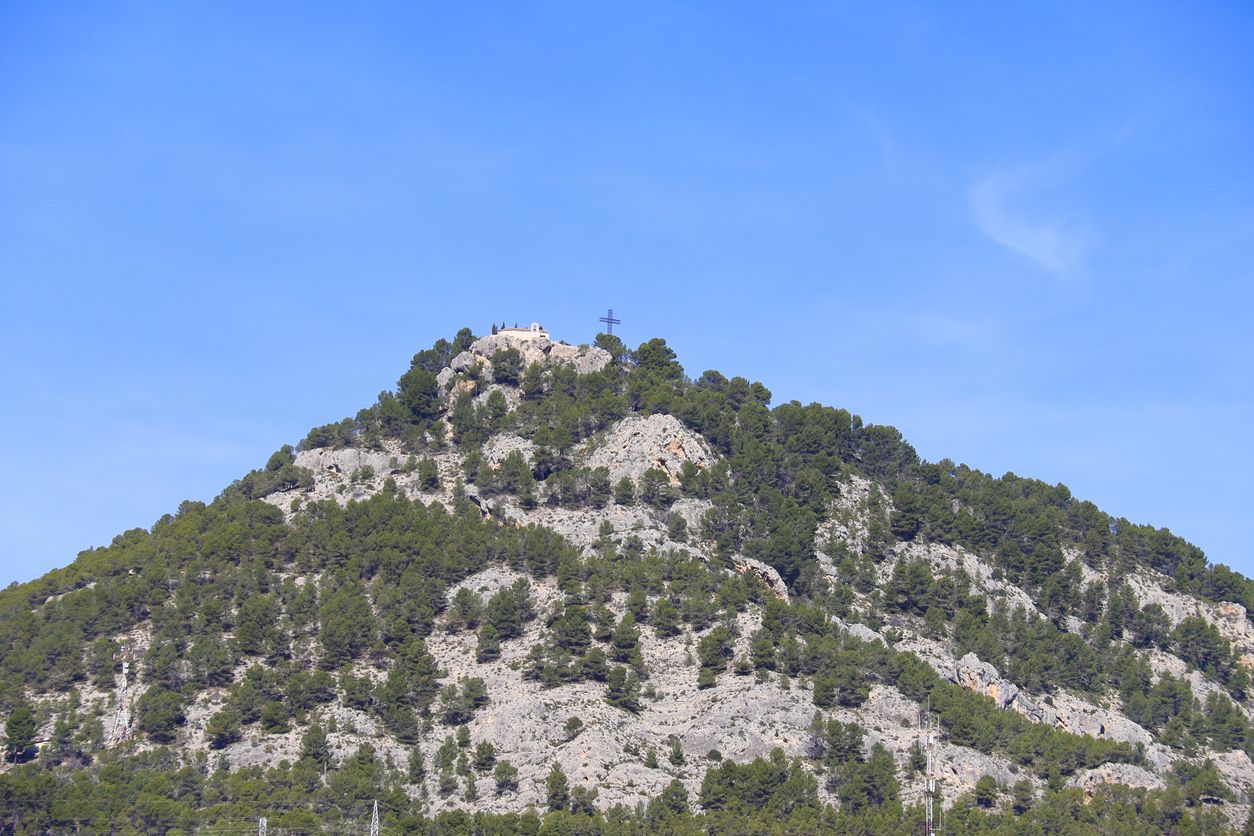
[969,168,1093,278]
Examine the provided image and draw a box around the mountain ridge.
[1,324,1251,833]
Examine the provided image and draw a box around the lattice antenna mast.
[369,799,380,836]
[921,699,941,835]
[258,816,267,836]
[598,308,621,336]
[109,645,135,743]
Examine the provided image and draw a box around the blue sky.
[1,3,1251,585]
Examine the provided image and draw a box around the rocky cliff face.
[580,414,716,485]
[437,331,612,395]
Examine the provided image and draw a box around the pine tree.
[4,701,37,763]
[546,762,570,811]
[614,477,635,505]
[606,667,642,713]
[433,735,457,771]
[438,767,458,797]
[476,624,501,662]
[205,708,242,750]
[652,598,681,637]
[493,760,519,794]
[611,614,641,665]
[473,741,497,772]
[418,457,440,490]
[651,779,690,817]
[397,365,440,422]
[407,746,426,783]
[627,588,650,623]
[552,604,591,655]
[669,737,685,766]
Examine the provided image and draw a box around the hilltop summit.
[2,324,1252,832]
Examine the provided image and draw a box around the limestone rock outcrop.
[947,652,1157,748]
[580,414,715,484]
[482,433,536,467]
[448,332,612,380]
[955,653,1021,711]
[294,446,399,481]
[1066,763,1165,793]
[1126,571,1254,658]
[732,556,790,601]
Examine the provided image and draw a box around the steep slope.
[1,325,1250,833]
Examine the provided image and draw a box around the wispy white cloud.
[969,166,1093,278]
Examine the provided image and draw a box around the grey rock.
[504,501,695,555]
[580,414,716,485]
[1125,572,1254,659]
[1066,763,1165,793]
[482,433,536,467]
[294,447,399,480]
[547,341,612,375]
[462,332,611,377]
[475,383,523,413]
[731,556,789,601]
[842,622,886,646]
[817,476,882,556]
[956,653,1020,710]
[450,349,481,373]
[1211,750,1254,800]
[947,652,1158,748]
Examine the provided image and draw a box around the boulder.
[842,622,886,646]
[436,366,456,390]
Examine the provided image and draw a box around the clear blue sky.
[2,3,1251,586]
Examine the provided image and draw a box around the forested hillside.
[2,325,1251,834]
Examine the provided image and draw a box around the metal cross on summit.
[598,307,621,336]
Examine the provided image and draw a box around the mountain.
[2,324,1252,834]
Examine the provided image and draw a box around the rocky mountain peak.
[3,325,1253,832]
[437,330,612,390]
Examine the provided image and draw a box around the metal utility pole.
[369,799,379,836]
[258,816,267,836]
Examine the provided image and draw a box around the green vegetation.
[3,700,36,763]
[1,327,1251,831]
[0,748,1236,834]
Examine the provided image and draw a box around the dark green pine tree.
[546,762,570,811]
[4,701,37,763]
